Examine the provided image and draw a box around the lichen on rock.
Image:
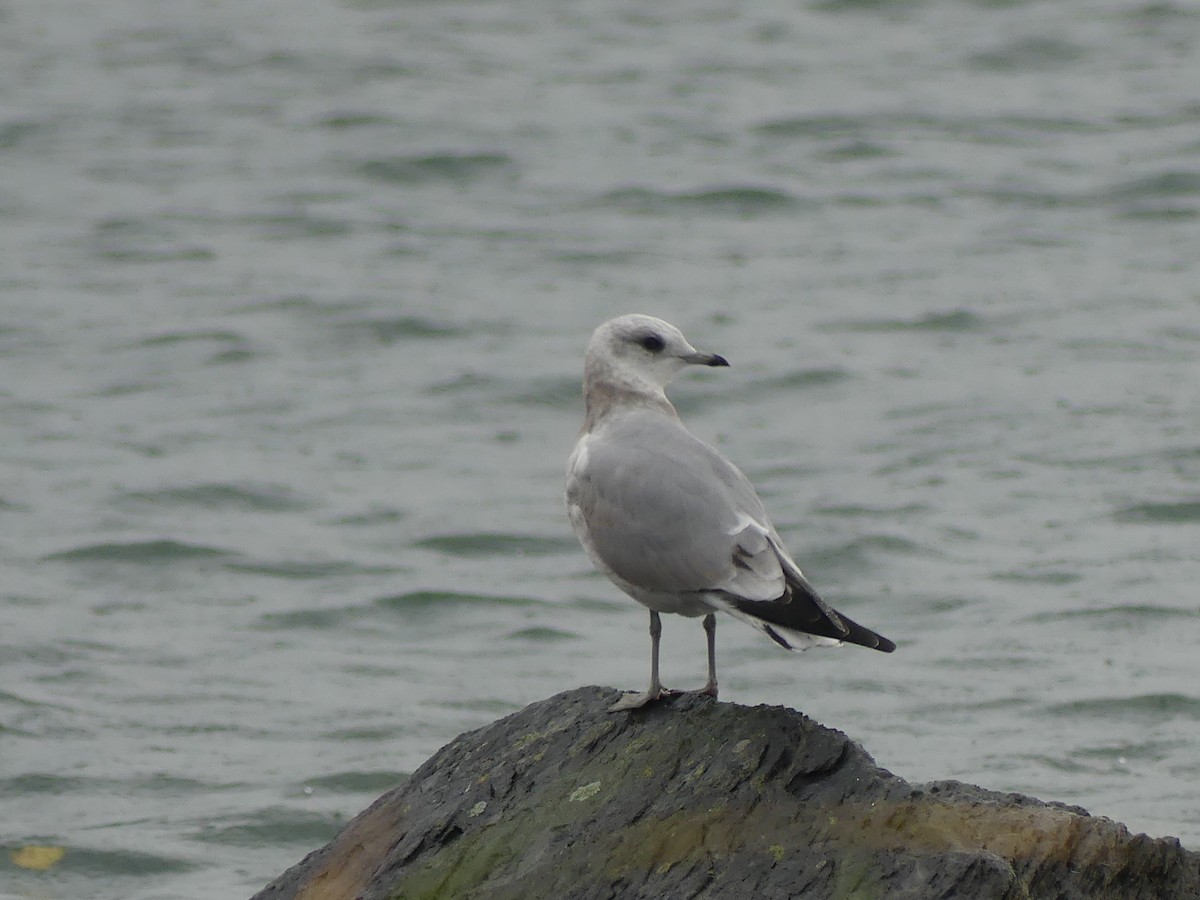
[252,686,1200,900]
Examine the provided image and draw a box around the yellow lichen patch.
[512,730,547,752]
[731,738,764,775]
[11,845,66,871]
[569,781,602,802]
[623,735,654,756]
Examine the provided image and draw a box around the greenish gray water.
[2,0,1199,897]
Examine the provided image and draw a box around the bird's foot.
[689,681,718,700]
[607,687,676,712]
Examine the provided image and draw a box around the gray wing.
[566,409,786,601]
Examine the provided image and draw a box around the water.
[2,0,1199,896]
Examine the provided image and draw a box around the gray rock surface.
[252,686,1200,899]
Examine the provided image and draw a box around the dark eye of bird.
[639,334,665,353]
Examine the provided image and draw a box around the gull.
[565,314,895,712]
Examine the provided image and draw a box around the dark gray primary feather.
[727,569,896,652]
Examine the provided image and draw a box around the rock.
[252,686,1200,900]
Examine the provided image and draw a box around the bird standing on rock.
[566,314,895,712]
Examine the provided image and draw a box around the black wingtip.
[874,635,897,653]
[731,579,895,653]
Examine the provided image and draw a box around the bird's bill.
[682,351,730,367]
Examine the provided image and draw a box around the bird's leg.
[648,609,666,694]
[699,613,719,699]
[608,611,675,712]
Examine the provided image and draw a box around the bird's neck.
[582,366,677,432]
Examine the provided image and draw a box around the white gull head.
[582,314,729,420]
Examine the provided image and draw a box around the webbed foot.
[607,687,676,712]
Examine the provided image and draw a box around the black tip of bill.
[706,354,730,368]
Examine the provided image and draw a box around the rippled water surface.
[3,0,1199,896]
